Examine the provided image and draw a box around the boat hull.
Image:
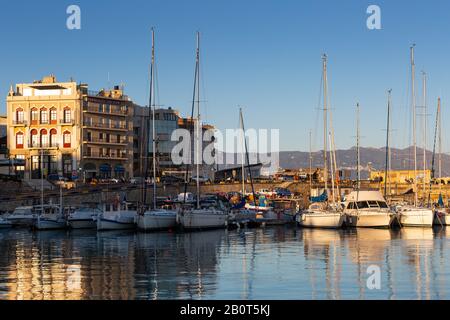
[68,219,97,229]
[7,217,36,227]
[35,219,67,230]
[97,218,135,231]
[136,213,177,231]
[297,212,344,229]
[345,212,391,228]
[178,210,228,230]
[398,209,433,227]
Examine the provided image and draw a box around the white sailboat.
[177,32,229,230]
[67,207,100,229]
[97,199,137,231]
[297,54,344,229]
[397,45,433,227]
[432,98,450,225]
[35,149,67,230]
[344,103,392,228]
[7,206,36,227]
[136,28,177,231]
[35,204,67,230]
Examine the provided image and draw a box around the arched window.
[30,129,38,147]
[64,107,72,123]
[50,107,57,124]
[50,129,57,147]
[16,132,24,149]
[16,108,24,124]
[63,131,71,148]
[40,129,48,147]
[40,108,48,124]
[31,108,38,125]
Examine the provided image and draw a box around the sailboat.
[396,45,433,227]
[96,194,137,231]
[136,28,177,231]
[296,54,345,229]
[34,149,67,230]
[344,103,391,228]
[432,98,450,225]
[177,32,229,230]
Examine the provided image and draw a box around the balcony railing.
[28,142,59,149]
[83,152,128,160]
[12,120,27,125]
[83,122,127,130]
[40,120,49,125]
[83,106,128,116]
[60,119,75,125]
[83,138,128,145]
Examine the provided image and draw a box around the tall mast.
[356,103,361,191]
[195,31,201,209]
[384,90,392,198]
[329,132,335,204]
[411,45,418,207]
[309,130,313,198]
[330,111,340,202]
[182,31,200,205]
[240,108,257,206]
[240,109,245,195]
[422,71,427,203]
[322,54,328,197]
[151,28,157,210]
[438,98,442,194]
[429,97,441,206]
[143,28,155,209]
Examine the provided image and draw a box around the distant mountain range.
[278,146,450,176]
[217,146,449,176]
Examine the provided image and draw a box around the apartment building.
[6,75,134,180]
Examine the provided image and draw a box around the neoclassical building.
[7,75,134,180]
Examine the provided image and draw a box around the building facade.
[6,75,134,180]
[132,106,216,180]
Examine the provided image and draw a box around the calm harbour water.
[0,226,449,300]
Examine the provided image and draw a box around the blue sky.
[1,0,450,152]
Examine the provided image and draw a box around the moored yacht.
[396,205,434,227]
[67,207,101,229]
[34,204,68,230]
[97,202,137,231]
[177,196,229,230]
[7,206,36,227]
[297,202,345,229]
[344,190,392,228]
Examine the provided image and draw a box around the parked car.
[161,175,184,184]
[274,187,292,198]
[191,176,209,183]
[257,188,277,197]
[130,177,144,184]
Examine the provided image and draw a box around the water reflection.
[0,226,450,300]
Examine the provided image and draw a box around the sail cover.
[310,191,328,203]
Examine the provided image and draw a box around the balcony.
[12,120,27,126]
[28,142,59,149]
[82,122,128,131]
[83,106,128,117]
[83,152,128,160]
[40,119,49,125]
[60,119,75,125]
[83,138,128,145]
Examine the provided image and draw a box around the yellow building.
[7,75,134,180]
[370,169,432,184]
